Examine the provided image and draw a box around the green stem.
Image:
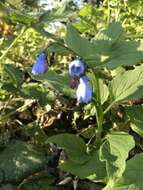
[103,101,115,115]
[115,0,120,22]
[0,26,27,80]
[92,69,103,147]
[0,26,27,62]
[107,0,110,24]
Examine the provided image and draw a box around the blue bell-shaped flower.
[76,76,92,103]
[69,59,84,78]
[32,53,48,75]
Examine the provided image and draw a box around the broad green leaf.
[60,149,106,181]
[0,140,46,184]
[92,26,143,69]
[90,22,124,58]
[91,39,112,56]
[30,70,75,98]
[103,22,124,43]
[2,83,18,94]
[110,67,126,77]
[65,25,100,65]
[99,79,109,104]
[126,105,143,137]
[39,5,77,23]
[46,134,90,164]
[109,65,143,103]
[100,132,135,181]
[4,64,23,87]
[47,42,72,55]
[103,153,143,190]
[102,41,143,69]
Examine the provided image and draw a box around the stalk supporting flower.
[69,59,84,78]
[32,53,48,75]
[76,76,92,103]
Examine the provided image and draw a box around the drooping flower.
[32,53,48,75]
[69,59,84,78]
[76,76,92,103]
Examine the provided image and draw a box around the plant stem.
[0,26,27,80]
[92,69,103,147]
[0,26,27,62]
[103,101,115,115]
[107,0,110,24]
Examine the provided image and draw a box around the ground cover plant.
[0,0,143,189]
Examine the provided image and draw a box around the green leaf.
[103,22,124,43]
[102,41,143,69]
[21,83,56,106]
[109,65,143,103]
[91,39,112,56]
[100,132,135,181]
[4,64,23,87]
[2,83,18,94]
[46,134,90,164]
[39,5,77,23]
[0,140,46,184]
[103,153,143,190]
[99,79,109,104]
[47,42,72,55]
[30,70,75,98]
[10,12,36,25]
[65,25,99,64]
[90,22,124,58]
[60,149,106,181]
[126,105,143,137]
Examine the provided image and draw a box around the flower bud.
[69,79,78,89]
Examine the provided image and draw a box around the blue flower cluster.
[32,54,92,104]
[69,59,92,103]
[32,53,48,75]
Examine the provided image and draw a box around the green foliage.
[39,4,77,23]
[109,65,143,103]
[1,0,143,189]
[103,153,143,190]
[65,25,100,65]
[47,133,106,180]
[126,105,143,137]
[31,70,75,98]
[4,64,23,87]
[100,132,135,181]
[46,134,90,164]
[98,79,109,104]
[61,149,106,181]
[0,140,46,184]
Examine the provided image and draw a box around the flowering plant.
[1,1,143,189]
